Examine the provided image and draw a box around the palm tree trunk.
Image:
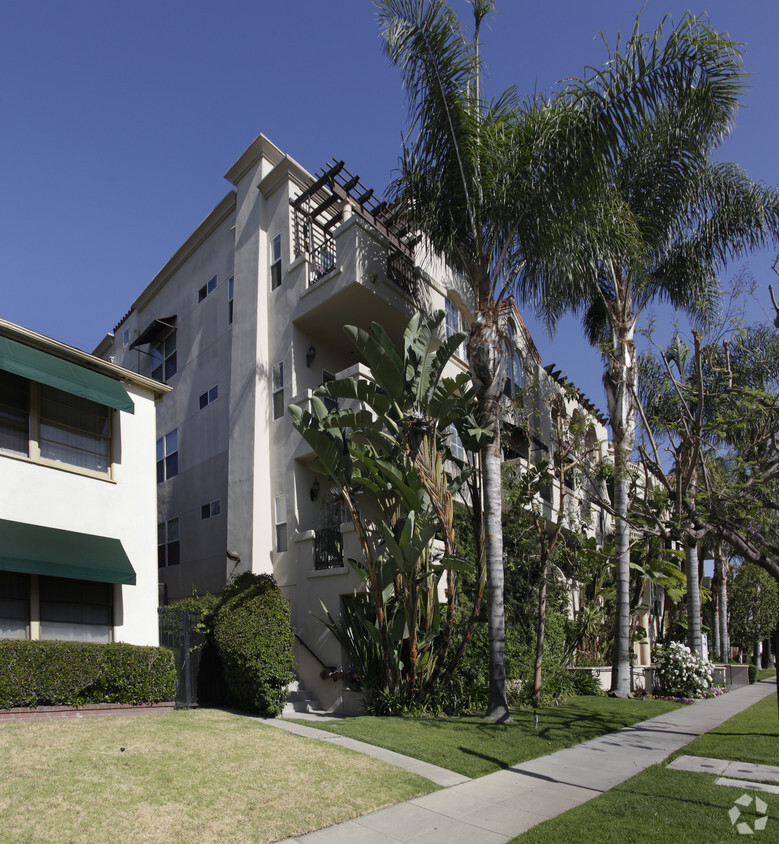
[685,540,702,655]
[469,302,511,721]
[606,321,637,697]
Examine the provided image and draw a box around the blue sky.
[2,0,778,411]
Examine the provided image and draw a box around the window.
[0,371,111,474]
[39,576,112,642]
[0,370,30,457]
[445,296,468,358]
[199,385,218,410]
[272,362,284,420]
[151,331,177,382]
[322,370,337,412]
[274,495,287,552]
[270,234,282,290]
[0,571,29,639]
[38,386,110,472]
[198,275,217,303]
[448,424,465,462]
[201,500,221,519]
[503,323,523,398]
[158,518,180,567]
[156,429,178,482]
[122,328,130,347]
[227,275,234,324]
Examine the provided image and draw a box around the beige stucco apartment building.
[96,133,611,710]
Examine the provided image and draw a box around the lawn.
[292,696,684,778]
[0,708,434,844]
[510,691,779,843]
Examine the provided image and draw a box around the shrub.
[0,641,176,709]
[212,573,294,717]
[653,641,715,699]
[568,669,603,696]
[747,663,758,684]
[168,593,227,704]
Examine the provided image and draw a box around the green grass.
[510,691,779,843]
[291,696,684,778]
[0,708,435,844]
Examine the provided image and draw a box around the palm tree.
[376,1,766,709]
[524,23,779,694]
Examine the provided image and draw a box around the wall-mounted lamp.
[310,478,320,501]
[306,345,316,367]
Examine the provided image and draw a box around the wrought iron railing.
[314,526,343,570]
[309,241,337,285]
[387,251,417,298]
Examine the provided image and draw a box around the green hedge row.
[0,640,177,709]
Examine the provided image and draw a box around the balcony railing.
[387,251,417,299]
[310,241,337,286]
[314,526,343,570]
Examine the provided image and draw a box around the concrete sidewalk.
[273,679,776,843]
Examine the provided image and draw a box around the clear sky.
[2,0,778,411]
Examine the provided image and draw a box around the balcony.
[314,526,343,570]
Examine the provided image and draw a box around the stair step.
[283,684,325,716]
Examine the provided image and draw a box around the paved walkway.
[269,680,776,843]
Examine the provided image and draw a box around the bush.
[568,669,603,696]
[212,573,294,717]
[0,641,176,709]
[747,663,758,684]
[653,641,715,699]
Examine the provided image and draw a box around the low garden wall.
[0,701,175,723]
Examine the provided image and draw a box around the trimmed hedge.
[0,641,177,709]
[213,573,294,717]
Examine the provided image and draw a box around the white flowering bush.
[652,642,715,699]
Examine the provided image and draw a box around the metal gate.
[158,608,206,707]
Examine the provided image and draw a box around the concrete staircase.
[282,680,327,717]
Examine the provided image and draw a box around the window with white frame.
[272,362,284,420]
[158,518,180,567]
[156,429,178,482]
[274,494,287,552]
[151,331,177,382]
[199,385,218,410]
[198,275,217,303]
[227,275,234,324]
[201,500,221,519]
[270,234,282,290]
[445,295,468,358]
[448,423,466,462]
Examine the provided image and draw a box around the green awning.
[0,336,134,414]
[0,519,136,585]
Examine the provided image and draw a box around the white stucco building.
[95,132,611,709]
[0,318,168,646]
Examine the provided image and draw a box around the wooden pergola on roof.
[291,159,416,259]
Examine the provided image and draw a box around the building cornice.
[0,319,171,397]
[225,133,286,187]
[258,154,312,199]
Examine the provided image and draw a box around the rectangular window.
[39,575,112,643]
[151,331,177,382]
[227,275,234,324]
[0,370,30,457]
[272,362,284,420]
[156,429,178,482]
[122,328,130,347]
[199,385,218,410]
[322,370,337,412]
[198,275,217,303]
[158,518,180,568]
[270,234,282,290]
[0,571,29,639]
[39,386,110,473]
[274,494,287,552]
[201,500,221,520]
[448,423,465,462]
